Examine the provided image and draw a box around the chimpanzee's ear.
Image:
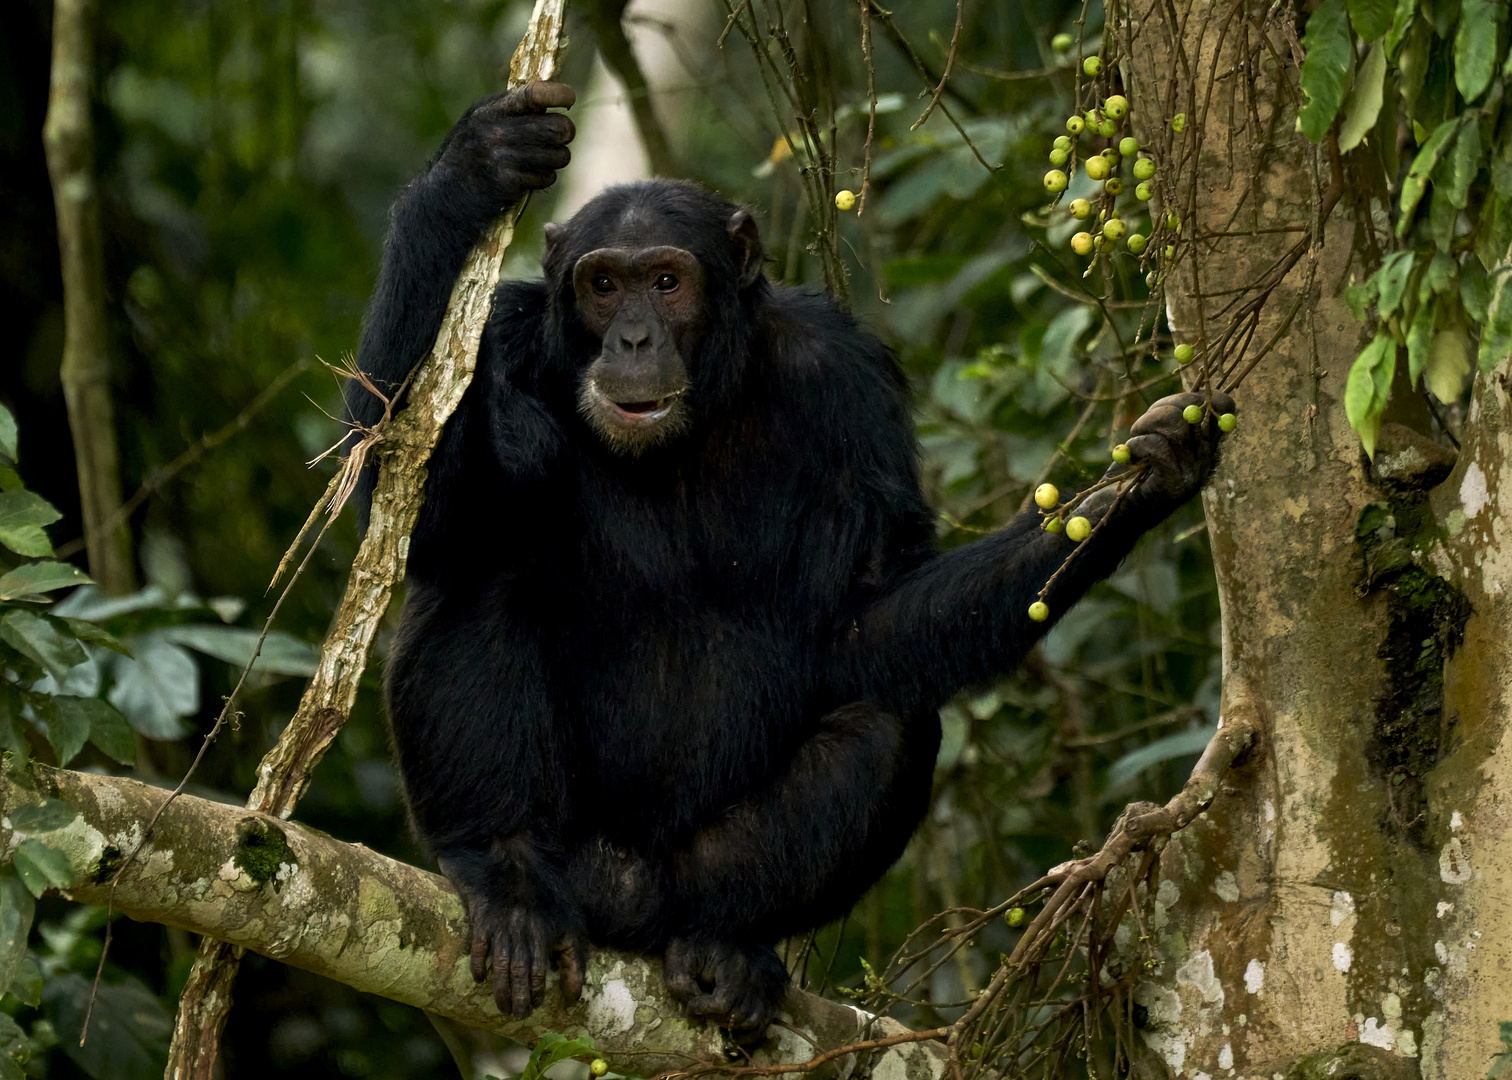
[727,209,765,289]
[543,221,563,257]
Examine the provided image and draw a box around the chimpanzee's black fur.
[345,83,1228,1033]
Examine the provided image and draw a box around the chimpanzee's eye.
[653,273,679,293]
[592,274,615,295]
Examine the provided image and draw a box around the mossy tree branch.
[6,765,946,1080]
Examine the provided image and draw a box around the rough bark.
[1115,1,1512,1077]
[162,4,571,1075]
[42,0,134,595]
[4,765,946,1080]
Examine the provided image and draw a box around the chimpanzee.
[346,82,1232,1033]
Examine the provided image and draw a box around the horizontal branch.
[1,766,946,1080]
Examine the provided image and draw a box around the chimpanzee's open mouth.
[613,399,671,418]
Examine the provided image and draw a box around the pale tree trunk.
[1113,0,1512,1077]
[42,0,135,595]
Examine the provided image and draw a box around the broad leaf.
[0,491,60,559]
[106,633,198,740]
[8,798,81,834]
[1454,0,1504,102]
[1108,725,1218,788]
[1478,270,1512,373]
[11,839,74,898]
[1299,0,1353,142]
[1426,326,1472,401]
[161,625,319,678]
[1443,118,1480,209]
[1399,119,1463,233]
[0,869,34,1002]
[53,696,135,764]
[1407,297,1435,385]
[0,561,92,602]
[1460,258,1491,322]
[1376,251,1416,318]
[0,611,86,684]
[1346,334,1396,458]
[1339,44,1387,152]
[45,972,172,1080]
[1347,0,1393,42]
[58,617,131,656]
[0,406,14,464]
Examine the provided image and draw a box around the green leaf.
[53,697,135,765]
[160,625,319,678]
[1454,0,1504,102]
[1384,0,1416,54]
[1427,251,1458,294]
[33,698,87,767]
[1340,44,1388,152]
[105,634,198,740]
[8,798,80,834]
[515,1033,597,1080]
[0,491,60,559]
[1408,297,1435,384]
[58,617,131,656]
[1444,117,1481,209]
[1348,0,1394,41]
[0,561,92,602]
[0,611,86,684]
[1461,258,1491,322]
[1426,325,1472,401]
[1399,118,1464,233]
[1478,270,1512,372]
[45,972,172,1080]
[1377,251,1416,318]
[0,870,34,1001]
[12,839,74,898]
[1299,0,1353,142]
[1346,334,1397,458]
[1108,725,1218,787]
[0,407,14,465]
[8,956,42,1007]
[1345,278,1380,322]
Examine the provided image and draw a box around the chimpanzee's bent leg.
[652,701,940,1032]
[388,578,586,1017]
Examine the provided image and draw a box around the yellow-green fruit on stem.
[1112,443,1131,463]
[591,1062,610,1078]
[1067,115,1085,135]
[1007,907,1027,927]
[1034,483,1060,509]
[1054,134,1072,151]
[1103,94,1128,119]
[1218,412,1237,432]
[1043,515,1063,533]
[1170,112,1186,132]
[1065,516,1091,542]
[1133,157,1155,180]
[1084,156,1110,180]
[835,189,856,211]
[1028,601,1050,622]
[1044,170,1069,193]
[1127,233,1147,254]
[1119,136,1139,156]
[1098,119,1117,137]
[1104,178,1123,196]
[1049,148,1069,166]
[1134,181,1152,201]
[1052,32,1073,52]
[1083,56,1102,76]
[1070,231,1094,255]
[1174,343,1193,363]
[1183,404,1203,424]
[1102,218,1126,241]
[1070,198,1092,219]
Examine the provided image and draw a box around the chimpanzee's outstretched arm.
[843,390,1235,714]
[342,83,575,524]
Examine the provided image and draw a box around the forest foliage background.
[1,0,1236,1075]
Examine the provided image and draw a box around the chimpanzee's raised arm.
[842,390,1235,715]
[342,82,575,526]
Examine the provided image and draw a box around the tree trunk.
[1118,2,1510,1077]
[42,0,134,595]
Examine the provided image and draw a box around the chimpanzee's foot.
[664,938,788,1035]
